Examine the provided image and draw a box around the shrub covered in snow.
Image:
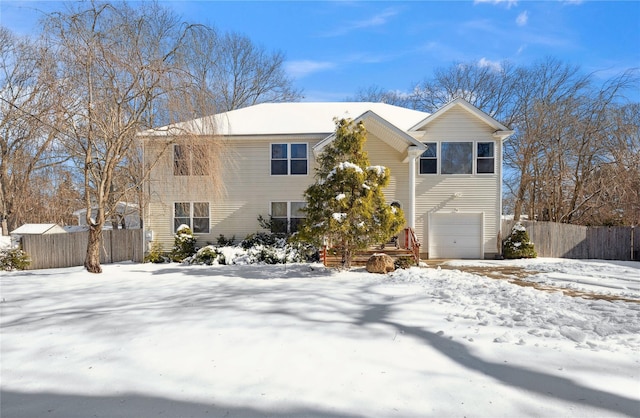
[188,245,224,265]
[503,222,537,259]
[170,224,197,262]
[0,247,30,271]
[181,230,318,266]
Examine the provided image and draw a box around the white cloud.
[322,8,399,37]
[285,60,336,79]
[474,0,518,9]
[478,57,502,72]
[516,11,529,26]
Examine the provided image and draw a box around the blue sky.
[2,1,639,102]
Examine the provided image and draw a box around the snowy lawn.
[1,259,639,418]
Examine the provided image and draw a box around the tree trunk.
[84,226,103,273]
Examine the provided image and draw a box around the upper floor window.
[441,142,473,174]
[419,142,437,174]
[419,141,496,175]
[174,202,210,233]
[477,142,495,174]
[271,143,307,175]
[270,201,306,233]
[174,144,210,176]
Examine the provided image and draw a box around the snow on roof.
[10,223,66,235]
[142,102,430,137]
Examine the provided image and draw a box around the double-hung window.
[419,142,437,174]
[174,202,210,233]
[270,201,306,233]
[271,143,308,175]
[476,142,495,174]
[174,144,210,176]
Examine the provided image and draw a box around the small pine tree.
[503,222,537,259]
[296,118,405,269]
[171,224,197,262]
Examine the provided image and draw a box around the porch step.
[322,247,417,268]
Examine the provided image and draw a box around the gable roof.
[410,98,514,140]
[10,223,66,235]
[142,102,430,137]
[314,110,427,155]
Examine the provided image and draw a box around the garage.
[428,213,483,259]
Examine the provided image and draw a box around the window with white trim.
[271,143,308,175]
[419,142,437,174]
[476,142,495,174]
[174,144,210,176]
[419,141,497,175]
[174,202,210,233]
[270,201,306,233]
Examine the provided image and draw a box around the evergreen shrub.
[503,222,537,259]
[0,248,30,271]
[171,224,197,262]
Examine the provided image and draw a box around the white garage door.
[429,213,483,259]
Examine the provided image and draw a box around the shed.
[10,224,67,236]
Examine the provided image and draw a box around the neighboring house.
[73,202,141,230]
[140,99,513,259]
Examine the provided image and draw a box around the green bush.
[171,225,197,262]
[241,232,281,249]
[394,256,414,270]
[145,241,168,263]
[0,248,30,271]
[503,222,537,259]
[216,234,235,247]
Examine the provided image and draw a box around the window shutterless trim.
[270,143,308,176]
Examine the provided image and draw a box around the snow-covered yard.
[1,259,639,417]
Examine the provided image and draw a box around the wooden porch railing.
[404,227,420,265]
[319,227,421,267]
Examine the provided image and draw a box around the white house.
[73,202,141,230]
[140,99,513,259]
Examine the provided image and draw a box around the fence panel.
[501,221,636,261]
[20,229,143,270]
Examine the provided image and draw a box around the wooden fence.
[502,220,638,261]
[20,229,144,270]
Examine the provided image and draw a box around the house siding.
[145,136,323,249]
[143,101,507,260]
[414,106,502,258]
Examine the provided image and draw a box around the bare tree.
[0,27,73,233]
[212,31,302,111]
[43,1,194,272]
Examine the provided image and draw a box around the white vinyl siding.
[414,106,502,258]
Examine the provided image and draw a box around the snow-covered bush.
[503,222,537,259]
[187,245,224,265]
[240,232,281,249]
[171,224,197,262]
[0,247,30,271]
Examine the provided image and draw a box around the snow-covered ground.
[1,258,639,417]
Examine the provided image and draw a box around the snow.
[328,162,363,179]
[0,235,11,249]
[1,258,639,418]
[335,193,346,201]
[367,165,386,176]
[332,213,347,222]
